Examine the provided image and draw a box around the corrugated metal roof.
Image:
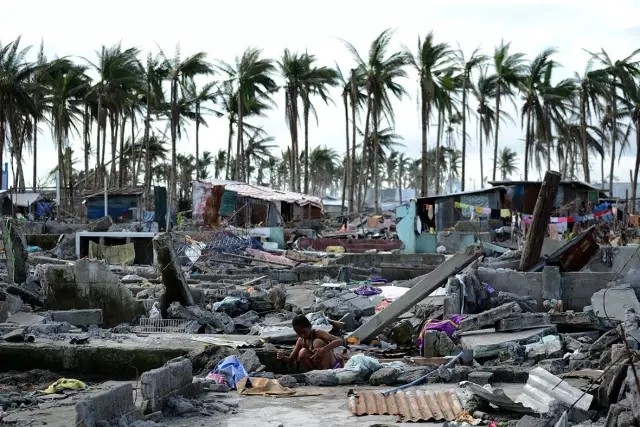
[348,389,464,422]
[460,381,535,414]
[194,180,323,209]
[84,187,144,199]
[517,367,593,413]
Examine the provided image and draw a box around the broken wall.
[37,259,145,327]
[477,267,616,311]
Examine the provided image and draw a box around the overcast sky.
[3,0,640,190]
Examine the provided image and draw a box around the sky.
[3,0,640,190]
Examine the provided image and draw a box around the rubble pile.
[2,205,640,426]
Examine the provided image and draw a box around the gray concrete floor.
[2,382,525,427]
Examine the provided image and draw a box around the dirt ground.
[1,376,525,427]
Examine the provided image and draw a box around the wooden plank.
[347,246,482,344]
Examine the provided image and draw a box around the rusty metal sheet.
[528,225,599,272]
[348,389,463,422]
[296,237,404,253]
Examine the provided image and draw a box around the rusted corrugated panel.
[349,389,463,422]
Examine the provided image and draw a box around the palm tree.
[42,58,90,202]
[344,29,409,213]
[300,55,338,194]
[0,37,39,191]
[160,48,212,212]
[213,149,226,179]
[621,77,640,211]
[497,147,519,180]
[587,48,640,193]
[218,48,277,183]
[244,127,276,183]
[141,53,168,206]
[181,78,219,180]
[308,146,340,196]
[454,46,486,190]
[491,41,525,181]
[405,32,452,197]
[31,42,48,192]
[570,63,608,183]
[86,44,142,188]
[519,48,556,179]
[472,67,498,188]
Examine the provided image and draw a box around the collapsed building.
[0,174,639,426]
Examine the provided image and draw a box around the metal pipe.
[104,175,108,217]
[381,351,464,395]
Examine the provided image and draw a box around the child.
[277,315,343,371]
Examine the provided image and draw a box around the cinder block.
[47,309,103,326]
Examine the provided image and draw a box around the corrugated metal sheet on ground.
[349,389,464,422]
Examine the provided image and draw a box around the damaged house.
[192,180,323,228]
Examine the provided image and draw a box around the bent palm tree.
[405,32,452,196]
[497,147,519,180]
[491,41,525,181]
[344,29,409,213]
[219,48,277,183]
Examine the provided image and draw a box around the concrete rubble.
[1,210,640,427]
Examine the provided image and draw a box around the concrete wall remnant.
[140,359,198,414]
[46,309,103,326]
[37,259,145,327]
[75,383,139,427]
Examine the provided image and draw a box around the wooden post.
[519,170,562,271]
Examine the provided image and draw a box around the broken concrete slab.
[495,313,552,332]
[348,246,482,344]
[46,309,103,326]
[0,292,23,322]
[6,312,45,327]
[456,302,520,334]
[468,371,494,385]
[459,326,556,358]
[524,335,563,360]
[2,328,26,342]
[153,233,195,315]
[37,259,145,327]
[141,359,198,414]
[591,284,640,321]
[75,383,139,427]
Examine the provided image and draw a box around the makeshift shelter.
[192,180,324,227]
[83,188,144,222]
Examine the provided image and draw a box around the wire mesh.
[133,318,189,334]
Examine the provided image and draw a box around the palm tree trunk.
[460,74,468,191]
[633,115,640,214]
[358,96,372,209]
[118,112,126,187]
[609,84,617,194]
[83,105,89,193]
[348,69,357,213]
[236,93,244,181]
[32,118,38,192]
[195,102,200,180]
[0,116,5,191]
[226,117,233,180]
[170,78,179,212]
[580,90,590,182]
[601,154,605,189]
[524,108,531,180]
[372,103,380,214]
[435,110,443,194]
[130,106,136,186]
[341,92,349,214]
[95,92,102,187]
[101,123,107,183]
[303,100,310,194]
[479,116,484,188]
[420,84,429,197]
[493,86,501,181]
[110,111,119,187]
[144,81,152,208]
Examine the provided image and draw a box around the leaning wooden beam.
[519,170,562,271]
[346,246,483,344]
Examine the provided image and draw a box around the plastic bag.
[206,355,248,389]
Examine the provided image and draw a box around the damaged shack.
[192,180,323,228]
